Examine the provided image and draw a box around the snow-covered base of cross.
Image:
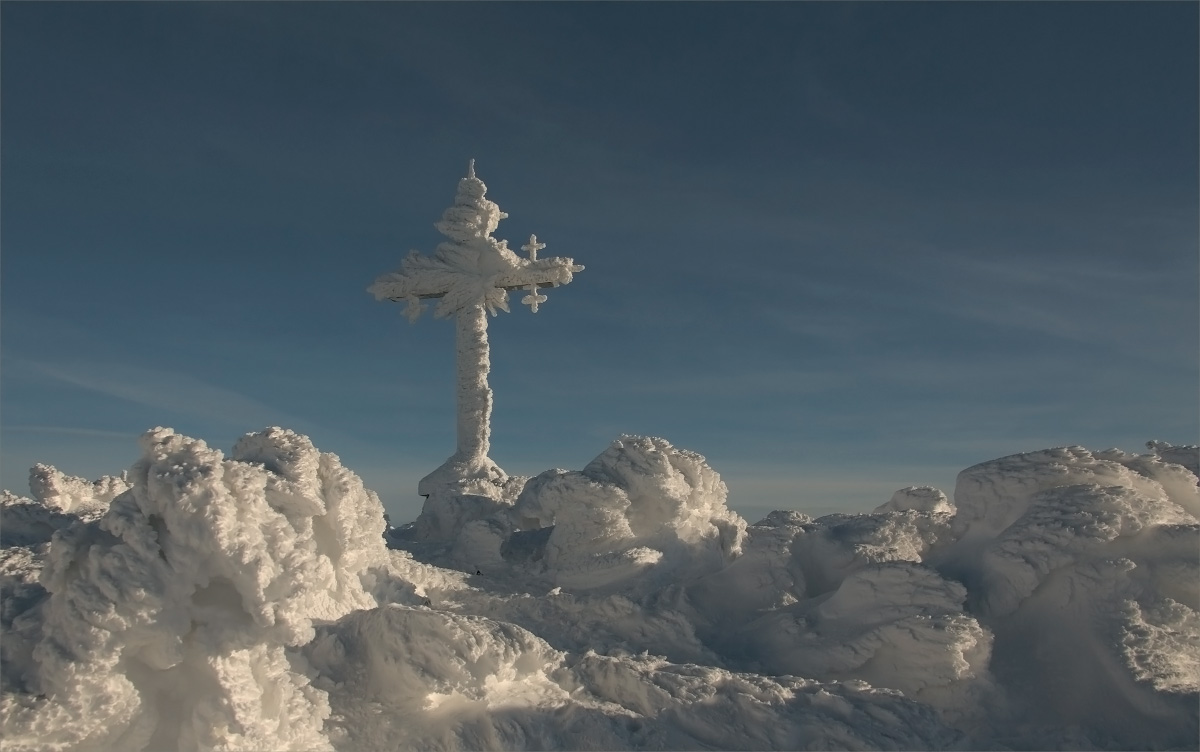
[417,451,507,497]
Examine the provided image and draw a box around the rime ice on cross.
[368,162,584,496]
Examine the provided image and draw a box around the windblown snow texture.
[2,431,1196,750]
[1,428,387,751]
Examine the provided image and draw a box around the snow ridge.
[2,432,1197,750]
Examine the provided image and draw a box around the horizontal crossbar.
[393,281,559,301]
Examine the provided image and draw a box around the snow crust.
[2,431,1197,750]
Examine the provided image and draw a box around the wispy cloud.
[1,424,137,440]
[862,244,1198,367]
[10,358,309,431]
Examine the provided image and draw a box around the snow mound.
[394,435,746,592]
[791,508,955,597]
[951,445,1198,542]
[567,651,960,750]
[681,504,990,718]
[511,435,746,591]
[304,603,959,751]
[0,427,388,752]
[735,562,993,716]
[0,493,78,549]
[1,467,135,692]
[875,484,954,514]
[936,444,1199,748]
[0,546,46,695]
[28,463,129,518]
[1147,439,1200,479]
[0,466,129,547]
[975,483,1195,618]
[367,546,720,666]
[304,605,573,750]
[409,480,522,543]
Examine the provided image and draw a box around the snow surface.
[2,430,1197,750]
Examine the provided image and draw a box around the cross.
[368,162,584,496]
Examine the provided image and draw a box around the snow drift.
[1,427,388,751]
[2,430,1197,750]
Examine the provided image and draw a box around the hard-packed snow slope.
[2,429,1197,750]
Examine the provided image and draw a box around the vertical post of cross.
[368,163,584,496]
[454,302,492,464]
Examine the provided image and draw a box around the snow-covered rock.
[791,507,955,597]
[733,562,993,716]
[511,436,746,591]
[0,465,129,547]
[875,485,954,514]
[950,445,1195,544]
[0,427,388,752]
[28,463,129,518]
[935,443,1200,748]
[974,482,1194,617]
[682,505,990,718]
[304,605,574,750]
[0,545,46,695]
[1147,440,1200,479]
[0,493,78,549]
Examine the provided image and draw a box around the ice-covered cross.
[368,161,584,496]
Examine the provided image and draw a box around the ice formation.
[368,163,583,496]
[1,465,128,547]
[507,436,746,591]
[1,428,388,751]
[2,430,1197,750]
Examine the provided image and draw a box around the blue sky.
[3,2,1197,523]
